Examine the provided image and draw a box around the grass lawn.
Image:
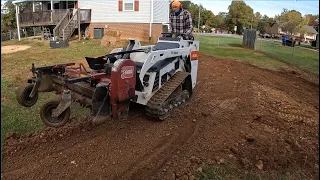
[256,39,319,74]
[193,164,311,180]
[1,40,108,142]
[299,42,318,50]
[194,35,319,75]
[194,35,292,72]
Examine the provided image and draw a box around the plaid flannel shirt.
[169,9,193,35]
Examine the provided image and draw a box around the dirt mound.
[1,54,319,180]
[1,45,31,54]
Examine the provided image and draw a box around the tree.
[278,9,304,35]
[212,12,229,32]
[180,0,191,10]
[304,14,319,26]
[227,0,254,34]
[187,3,201,28]
[202,9,215,27]
[1,0,16,32]
[256,15,275,34]
[253,12,261,29]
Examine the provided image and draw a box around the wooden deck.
[19,9,91,27]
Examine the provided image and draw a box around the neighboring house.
[1,8,9,14]
[265,21,283,35]
[13,0,170,43]
[1,2,9,14]
[211,28,228,34]
[299,25,318,41]
[265,21,318,41]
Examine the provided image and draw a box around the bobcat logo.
[121,66,134,79]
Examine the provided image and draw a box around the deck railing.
[53,10,71,40]
[19,9,91,26]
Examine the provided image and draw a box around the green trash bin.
[94,28,104,39]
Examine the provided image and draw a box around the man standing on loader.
[169,0,194,39]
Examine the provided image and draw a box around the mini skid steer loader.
[16,33,199,127]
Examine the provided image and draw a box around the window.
[67,1,75,9]
[123,0,134,11]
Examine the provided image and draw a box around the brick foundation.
[88,23,163,43]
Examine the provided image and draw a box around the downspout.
[15,4,21,41]
[149,0,153,42]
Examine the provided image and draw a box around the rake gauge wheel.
[16,83,38,107]
[40,100,71,128]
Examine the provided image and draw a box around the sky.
[191,0,319,18]
[1,0,319,18]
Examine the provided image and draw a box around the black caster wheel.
[40,100,71,128]
[16,83,38,107]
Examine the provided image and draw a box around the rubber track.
[145,71,190,119]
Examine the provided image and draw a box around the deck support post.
[51,1,53,22]
[78,9,81,41]
[15,4,21,41]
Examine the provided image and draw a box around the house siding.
[78,0,151,23]
[153,0,170,23]
[80,0,169,42]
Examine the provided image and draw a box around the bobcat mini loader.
[16,33,199,127]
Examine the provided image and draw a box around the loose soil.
[1,45,31,54]
[1,54,319,180]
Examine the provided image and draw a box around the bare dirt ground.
[2,54,319,180]
[1,45,31,54]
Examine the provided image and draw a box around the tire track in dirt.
[2,124,121,178]
[118,119,199,180]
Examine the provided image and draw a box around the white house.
[79,0,170,42]
[13,0,171,42]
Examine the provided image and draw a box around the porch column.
[33,1,35,12]
[15,4,21,41]
[51,1,53,22]
[78,9,80,41]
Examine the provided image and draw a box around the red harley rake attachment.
[16,50,140,127]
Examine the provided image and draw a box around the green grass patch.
[194,35,319,74]
[1,39,107,142]
[255,39,319,74]
[193,164,263,180]
[194,36,291,72]
[193,164,311,180]
[299,42,318,50]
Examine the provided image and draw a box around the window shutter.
[119,0,123,11]
[134,0,139,11]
